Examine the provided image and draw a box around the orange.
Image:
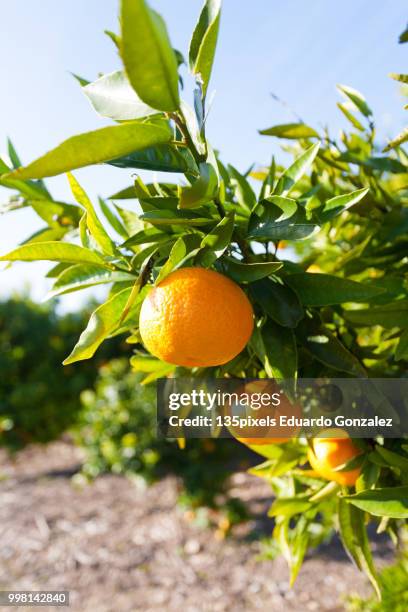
[308,428,362,486]
[226,381,302,446]
[139,267,254,368]
[239,437,289,446]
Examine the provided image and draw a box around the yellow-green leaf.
[67,173,116,256]
[0,242,109,267]
[6,122,172,180]
[189,0,222,95]
[259,123,319,139]
[63,287,146,364]
[121,0,180,112]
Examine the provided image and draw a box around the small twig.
[270,91,304,124]
[235,235,252,262]
[120,255,156,325]
[171,112,206,165]
[214,197,226,219]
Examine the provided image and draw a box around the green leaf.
[130,243,162,269]
[389,72,408,84]
[130,356,174,380]
[63,286,146,364]
[0,156,10,174]
[288,518,311,586]
[155,234,201,284]
[139,196,179,213]
[250,318,297,380]
[130,356,165,372]
[218,257,283,283]
[0,242,109,267]
[79,212,90,248]
[46,262,71,278]
[297,314,366,376]
[131,357,176,383]
[396,328,408,361]
[263,195,298,221]
[228,164,256,211]
[28,199,81,227]
[99,198,128,239]
[337,84,372,117]
[180,100,207,156]
[375,446,408,471]
[0,168,50,200]
[365,157,407,173]
[355,462,380,493]
[337,103,365,131]
[259,156,276,199]
[273,516,312,586]
[48,264,134,298]
[250,451,300,478]
[196,212,234,267]
[107,143,196,174]
[338,498,381,599]
[259,123,319,139]
[6,122,172,180]
[339,153,407,174]
[268,495,313,518]
[317,187,369,223]
[140,210,212,227]
[67,173,116,256]
[83,70,157,120]
[275,143,320,196]
[248,205,318,242]
[262,319,297,380]
[343,301,408,328]
[383,127,408,152]
[344,487,408,519]
[189,0,222,95]
[114,204,144,236]
[121,0,180,112]
[179,162,219,209]
[250,278,304,328]
[286,273,384,306]
[71,72,90,87]
[21,226,68,245]
[104,29,121,50]
[109,186,137,200]
[7,138,22,169]
[122,228,171,249]
[399,26,408,43]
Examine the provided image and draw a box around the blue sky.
[0,0,406,308]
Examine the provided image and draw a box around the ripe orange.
[227,381,301,446]
[239,436,289,445]
[139,267,254,367]
[308,429,362,486]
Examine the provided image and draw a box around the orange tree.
[1,0,407,596]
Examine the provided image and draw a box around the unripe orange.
[139,267,254,368]
[308,429,362,486]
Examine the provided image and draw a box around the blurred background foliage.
[76,357,251,513]
[0,298,251,519]
[0,296,128,449]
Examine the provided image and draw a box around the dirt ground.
[0,441,392,612]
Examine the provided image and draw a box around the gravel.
[0,441,393,611]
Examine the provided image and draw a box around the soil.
[0,440,393,612]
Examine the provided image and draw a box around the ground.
[0,441,392,612]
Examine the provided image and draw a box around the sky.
[0,0,406,309]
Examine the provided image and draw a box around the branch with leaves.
[0,0,407,597]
